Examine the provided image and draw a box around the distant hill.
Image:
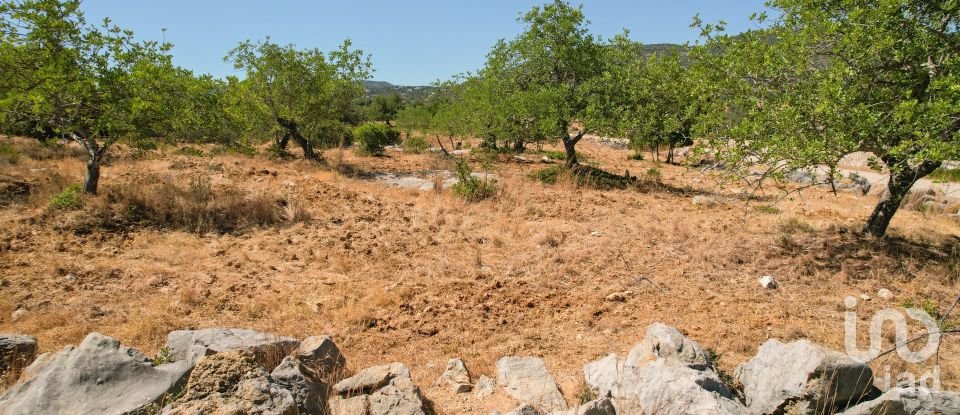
[363,81,437,101]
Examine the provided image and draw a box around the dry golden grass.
[0,136,958,413]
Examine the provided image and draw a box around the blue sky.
[79,1,770,85]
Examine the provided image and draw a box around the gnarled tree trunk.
[863,158,941,236]
[83,156,101,194]
[562,130,584,168]
[277,117,320,163]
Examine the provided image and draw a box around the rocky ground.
[0,135,958,414]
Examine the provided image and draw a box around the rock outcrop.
[0,332,194,415]
[736,339,876,415]
[328,362,431,415]
[840,386,960,415]
[496,356,568,412]
[166,328,300,369]
[0,334,36,383]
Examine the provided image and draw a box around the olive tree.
[0,0,176,193]
[226,38,371,162]
[693,0,960,236]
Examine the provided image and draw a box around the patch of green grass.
[542,149,588,162]
[929,168,960,183]
[401,136,430,154]
[754,204,782,214]
[151,347,175,366]
[0,142,20,164]
[452,161,497,202]
[49,184,83,210]
[900,298,940,319]
[529,165,635,190]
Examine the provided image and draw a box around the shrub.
[49,184,83,210]
[310,121,354,149]
[402,135,430,154]
[451,161,497,201]
[628,152,644,161]
[529,165,634,190]
[353,124,400,156]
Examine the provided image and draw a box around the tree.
[0,0,176,194]
[479,0,605,167]
[368,92,403,126]
[395,104,432,138]
[692,0,960,237]
[588,35,695,163]
[226,38,371,162]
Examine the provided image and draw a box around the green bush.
[452,161,497,201]
[353,124,400,156]
[402,135,430,154]
[309,121,354,149]
[50,184,83,210]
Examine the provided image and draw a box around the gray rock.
[0,332,193,415]
[292,335,346,378]
[329,395,369,415]
[624,322,712,371]
[334,362,411,396]
[493,404,544,415]
[618,359,744,415]
[736,339,875,415]
[550,397,617,415]
[840,386,960,415]
[583,353,621,398]
[368,376,428,415]
[877,289,894,301]
[437,358,471,393]
[475,374,496,398]
[0,334,37,382]
[160,350,295,415]
[271,356,327,415]
[496,356,568,411]
[758,275,779,289]
[165,328,300,370]
[692,195,718,207]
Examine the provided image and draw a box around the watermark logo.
[843,296,942,390]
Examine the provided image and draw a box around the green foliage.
[929,168,960,183]
[402,135,429,154]
[353,123,399,156]
[396,105,434,135]
[900,298,940,320]
[49,184,83,210]
[151,347,175,366]
[366,92,403,124]
[628,152,644,161]
[451,160,497,201]
[177,147,205,157]
[529,165,634,190]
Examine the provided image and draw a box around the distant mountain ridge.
[363,81,436,101]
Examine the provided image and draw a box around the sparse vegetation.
[49,184,83,210]
[451,161,497,202]
[353,124,401,156]
[401,135,430,154]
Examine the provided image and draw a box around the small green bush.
[628,152,644,161]
[0,142,20,164]
[452,161,497,201]
[50,184,83,210]
[402,135,430,154]
[353,124,400,156]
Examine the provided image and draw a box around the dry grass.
[0,136,958,412]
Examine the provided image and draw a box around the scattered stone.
[165,328,300,370]
[475,374,496,398]
[291,335,345,378]
[367,375,429,415]
[329,395,368,415]
[735,339,875,415]
[859,294,872,301]
[841,386,960,415]
[334,362,411,396]
[604,291,633,302]
[691,195,717,207]
[617,359,744,415]
[496,357,567,411]
[877,288,895,300]
[583,353,620,398]
[270,356,328,415]
[624,322,712,371]
[589,231,602,237]
[160,349,296,415]
[437,358,471,393]
[549,397,617,415]
[493,404,543,415]
[0,334,37,382]
[9,309,27,322]
[0,332,194,415]
[758,275,779,289]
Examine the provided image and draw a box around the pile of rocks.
[1,323,958,415]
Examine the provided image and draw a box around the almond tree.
[693,0,960,236]
[226,39,371,162]
[0,0,176,193]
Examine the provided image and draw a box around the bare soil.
[0,136,958,413]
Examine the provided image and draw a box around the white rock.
[437,358,472,393]
[549,397,617,415]
[735,339,875,415]
[877,288,894,300]
[475,374,496,398]
[496,357,568,411]
[758,275,778,289]
[10,309,27,322]
[841,386,960,415]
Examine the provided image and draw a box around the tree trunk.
[290,130,321,163]
[563,136,579,168]
[667,142,675,164]
[277,117,320,163]
[513,139,526,153]
[863,159,941,236]
[83,155,101,195]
